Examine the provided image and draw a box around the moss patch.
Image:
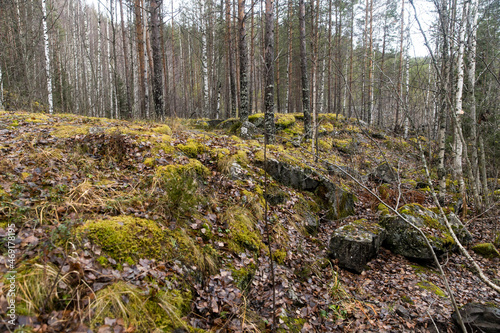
[152,124,172,135]
[417,280,446,297]
[223,206,263,253]
[78,216,166,262]
[471,243,500,259]
[177,138,207,158]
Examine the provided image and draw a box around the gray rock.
[328,219,385,273]
[303,212,319,235]
[240,121,258,139]
[380,203,471,260]
[370,162,397,184]
[88,126,104,135]
[229,162,246,180]
[259,158,355,219]
[452,303,500,333]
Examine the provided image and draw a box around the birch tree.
[42,0,53,114]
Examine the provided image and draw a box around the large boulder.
[328,219,385,273]
[260,158,356,219]
[379,203,472,260]
[452,303,500,333]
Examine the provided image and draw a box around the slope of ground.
[0,111,498,332]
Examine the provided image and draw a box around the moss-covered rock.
[328,219,385,273]
[177,138,207,158]
[380,203,470,260]
[275,114,296,129]
[471,243,500,259]
[77,216,166,262]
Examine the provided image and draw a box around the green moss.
[152,124,172,135]
[155,159,209,179]
[417,280,446,297]
[151,134,175,154]
[177,139,206,158]
[278,316,306,333]
[272,249,287,265]
[275,114,296,129]
[399,203,445,232]
[51,124,91,138]
[224,207,263,253]
[78,216,166,262]
[231,263,257,290]
[378,203,390,216]
[144,157,155,167]
[248,113,264,123]
[471,243,500,259]
[96,256,108,266]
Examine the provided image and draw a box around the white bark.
[454,0,469,198]
[42,0,54,114]
[467,0,480,195]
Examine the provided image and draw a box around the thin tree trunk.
[395,0,405,131]
[275,2,281,114]
[327,0,332,114]
[150,0,163,118]
[453,0,468,199]
[264,0,276,142]
[299,0,310,138]
[171,0,176,117]
[286,0,293,114]
[120,0,132,118]
[367,0,373,124]
[135,0,146,117]
[42,0,53,114]
[467,0,481,202]
[347,3,354,118]
[227,0,236,118]
[238,0,249,122]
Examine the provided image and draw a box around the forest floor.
[0,110,499,333]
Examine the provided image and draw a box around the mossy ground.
[2,110,492,332]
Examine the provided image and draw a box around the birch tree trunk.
[453,0,469,199]
[467,0,481,199]
[42,0,53,114]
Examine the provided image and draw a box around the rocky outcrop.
[328,219,385,273]
[452,303,500,333]
[379,203,472,260]
[260,158,356,219]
